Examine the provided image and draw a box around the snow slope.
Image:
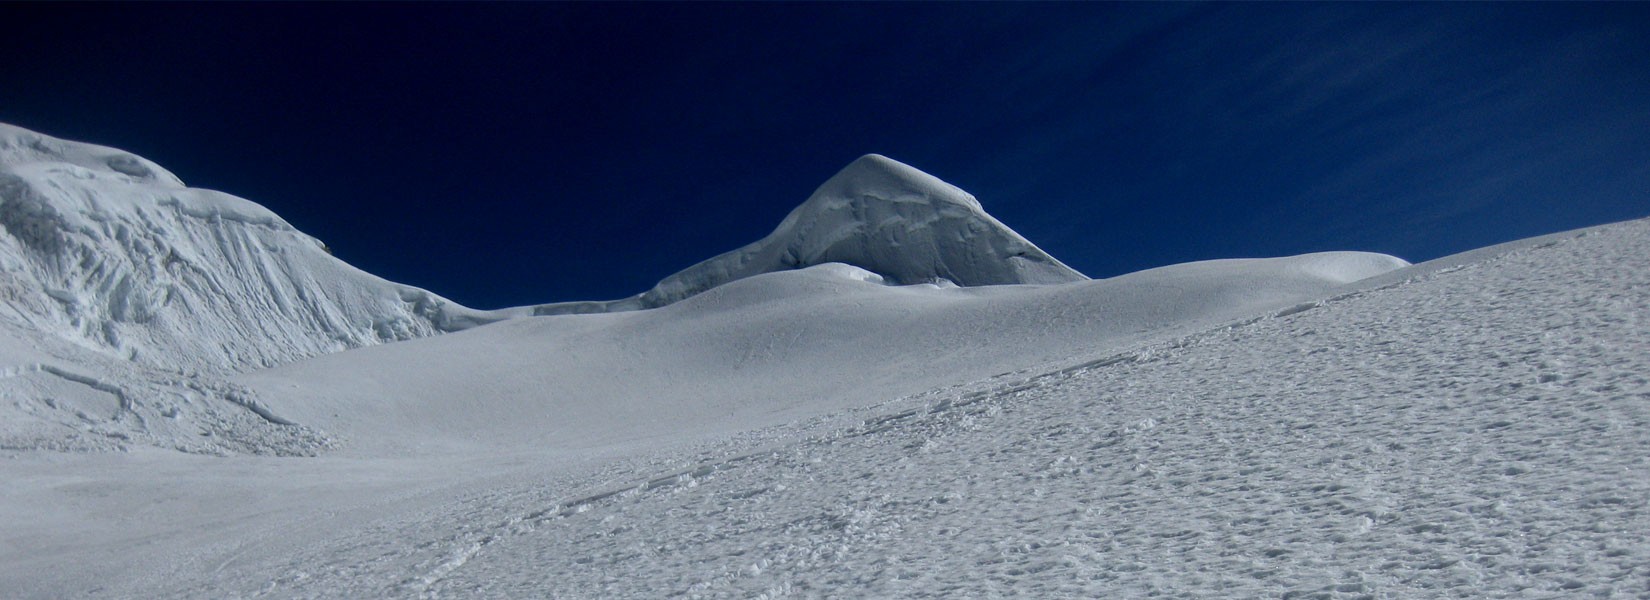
[186,217,1650,598]
[404,217,1650,599]
[4,217,1636,599]
[242,251,1403,455]
[0,122,494,375]
[529,154,1087,315]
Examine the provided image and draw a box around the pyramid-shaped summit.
[635,154,1088,308]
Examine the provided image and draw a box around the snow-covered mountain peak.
[758,153,1085,290]
[600,154,1087,311]
[798,153,983,215]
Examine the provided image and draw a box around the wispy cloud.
[902,3,1650,272]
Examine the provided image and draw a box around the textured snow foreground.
[1,123,1646,598]
[208,220,1645,600]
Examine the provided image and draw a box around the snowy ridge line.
[841,244,1470,435]
[1341,218,1619,295]
[1030,224,1606,381]
[542,263,1411,512]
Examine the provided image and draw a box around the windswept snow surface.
[530,154,1086,315]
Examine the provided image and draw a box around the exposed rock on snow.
[533,154,1087,314]
[0,123,492,375]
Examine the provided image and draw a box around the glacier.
[1,120,1644,599]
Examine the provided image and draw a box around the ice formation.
[0,123,492,375]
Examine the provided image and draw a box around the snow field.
[395,219,1646,598]
[242,251,1402,457]
[126,217,1650,599]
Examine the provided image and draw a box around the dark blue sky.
[3,3,1646,309]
